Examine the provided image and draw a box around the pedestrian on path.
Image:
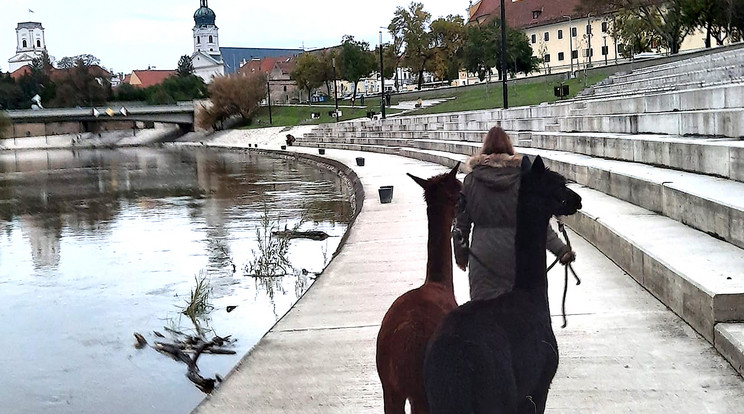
[453,126,575,301]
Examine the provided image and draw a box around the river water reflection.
[0,147,352,414]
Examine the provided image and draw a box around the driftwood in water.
[134,332,235,393]
[272,229,329,240]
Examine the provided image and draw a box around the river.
[0,146,353,414]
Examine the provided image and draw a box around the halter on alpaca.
[376,163,462,414]
[424,156,582,414]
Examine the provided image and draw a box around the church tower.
[8,22,48,73]
[191,0,224,82]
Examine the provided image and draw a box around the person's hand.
[559,251,576,265]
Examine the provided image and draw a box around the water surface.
[0,147,352,414]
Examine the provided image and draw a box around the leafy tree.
[17,52,56,107]
[53,57,110,107]
[428,15,465,82]
[201,73,267,128]
[161,74,207,101]
[177,55,195,77]
[114,82,147,101]
[337,35,376,104]
[317,50,339,97]
[611,10,659,56]
[462,20,538,82]
[389,2,433,90]
[147,85,176,105]
[681,0,743,46]
[57,54,100,69]
[0,73,23,110]
[578,0,691,54]
[291,53,324,102]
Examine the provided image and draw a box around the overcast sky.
[1,0,468,74]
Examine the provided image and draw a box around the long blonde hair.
[480,126,514,156]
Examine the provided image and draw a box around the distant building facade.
[467,0,711,79]
[8,22,48,73]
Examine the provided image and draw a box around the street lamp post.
[603,35,608,65]
[563,15,573,76]
[587,14,593,67]
[266,80,272,125]
[500,0,508,109]
[379,30,386,119]
[332,58,339,123]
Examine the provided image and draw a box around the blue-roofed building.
[220,47,303,75]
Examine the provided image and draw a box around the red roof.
[9,64,112,81]
[237,55,296,77]
[10,65,32,80]
[470,0,601,29]
[127,69,177,88]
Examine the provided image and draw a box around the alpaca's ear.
[532,156,546,173]
[448,162,461,178]
[521,156,532,172]
[407,173,428,188]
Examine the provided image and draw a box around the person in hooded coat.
[453,126,576,301]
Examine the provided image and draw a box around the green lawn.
[242,103,401,129]
[239,71,610,128]
[407,72,609,116]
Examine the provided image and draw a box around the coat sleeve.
[547,223,570,257]
[452,191,471,269]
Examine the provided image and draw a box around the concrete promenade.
[193,146,744,413]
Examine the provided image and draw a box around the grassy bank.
[406,72,609,116]
[240,71,611,128]
[242,103,401,129]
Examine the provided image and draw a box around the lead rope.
[553,219,581,328]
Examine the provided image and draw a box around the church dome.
[194,3,216,26]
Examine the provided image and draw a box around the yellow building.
[468,0,711,77]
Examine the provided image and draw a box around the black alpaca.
[423,156,582,414]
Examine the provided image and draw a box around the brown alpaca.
[376,163,462,414]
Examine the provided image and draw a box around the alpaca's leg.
[382,385,406,414]
[409,390,429,414]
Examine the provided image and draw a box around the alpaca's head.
[407,163,463,212]
[520,156,581,218]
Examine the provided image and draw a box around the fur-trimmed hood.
[464,153,523,191]
[465,153,523,172]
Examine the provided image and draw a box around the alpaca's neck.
[424,204,454,294]
[513,207,550,305]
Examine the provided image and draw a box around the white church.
[190,0,225,82]
[7,21,48,73]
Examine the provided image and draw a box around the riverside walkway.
[192,145,744,413]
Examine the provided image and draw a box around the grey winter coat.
[454,153,570,301]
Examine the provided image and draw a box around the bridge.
[3,103,197,138]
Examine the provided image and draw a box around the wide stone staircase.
[296,44,744,375]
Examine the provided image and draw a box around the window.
[531,34,537,44]
[571,50,578,59]
[532,10,541,19]
[584,48,594,57]
[586,25,592,35]
[544,32,550,42]
[283,85,287,92]
[602,22,608,33]
[571,27,577,37]
[602,46,609,56]
[558,29,563,39]
[197,36,200,44]
[36,40,41,47]
[543,54,551,63]
[209,35,213,43]
[558,52,565,61]
[22,39,27,48]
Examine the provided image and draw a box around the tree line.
[579,0,744,55]
[0,54,207,110]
